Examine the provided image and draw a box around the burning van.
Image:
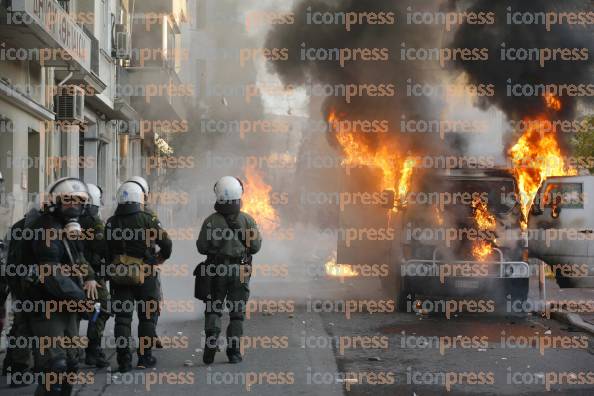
[333,167,531,309]
[397,169,530,305]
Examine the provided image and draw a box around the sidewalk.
[527,261,594,333]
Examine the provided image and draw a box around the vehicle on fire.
[333,168,531,311]
[528,175,594,289]
[395,168,530,309]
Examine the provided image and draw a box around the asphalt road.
[0,295,592,395]
[0,239,592,395]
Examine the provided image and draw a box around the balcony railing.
[7,0,92,74]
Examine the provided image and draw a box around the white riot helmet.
[47,177,90,207]
[127,176,149,194]
[117,181,145,205]
[47,177,90,235]
[214,176,244,202]
[87,184,103,207]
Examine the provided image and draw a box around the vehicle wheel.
[555,273,573,288]
[380,269,397,297]
[397,279,414,312]
[505,278,529,303]
[397,291,414,313]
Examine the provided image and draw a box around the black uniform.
[28,212,88,396]
[105,203,172,370]
[2,213,39,382]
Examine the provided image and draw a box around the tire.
[380,270,397,296]
[505,278,529,303]
[397,278,414,312]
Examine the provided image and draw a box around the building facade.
[0,0,189,228]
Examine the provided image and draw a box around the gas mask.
[46,178,91,237]
[86,205,100,218]
[56,196,87,237]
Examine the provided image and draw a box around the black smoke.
[451,0,594,122]
[265,0,455,155]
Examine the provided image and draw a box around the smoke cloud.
[265,0,457,155]
[451,0,594,124]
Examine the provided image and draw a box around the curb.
[551,311,594,336]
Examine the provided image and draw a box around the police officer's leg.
[136,275,159,367]
[62,312,80,396]
[112,284,134,372]
[85,279,110,368]
[5,310,33,386]
[152,271,163,348]
[30,312,71,395]
[203,268,227,364]
[226,263,250,363]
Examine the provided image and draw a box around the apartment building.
[0,0,190,226]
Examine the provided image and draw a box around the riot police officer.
[2,200,41,387]
[106,181,172,372]
[28,177,92,396]
[126,176,163,348]
[79,184,110,368]
[197,176,262,364]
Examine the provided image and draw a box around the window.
[543,183,584,209]
[57,0,70,13]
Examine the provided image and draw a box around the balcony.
[126,63,188,121]
[126,9,188,121]
[0,0,92,74]
[133,0,188,33]
[113,65,139,121]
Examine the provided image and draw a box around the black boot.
[60,379,74,396]
[8,363,30,389]
[226,348,243,364]
[2,352,12,376]
[85,346,109,368]
[137,351,157,369]
[203,334,218,365]
[117,352,132,373]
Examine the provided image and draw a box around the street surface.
[0,242,593,395]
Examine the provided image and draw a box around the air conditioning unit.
[114,24,131,60]
[55,85,85,124]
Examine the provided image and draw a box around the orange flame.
[398,158,417,200]
[472,240,493,262]
[544,93,562,112]
[324,251,358,278]
[471,197,496,261]
[472,196,496,232]
[434,206,444,226]
[329,111,415,202]
[508,95,576,226]
[242,165,279,235]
